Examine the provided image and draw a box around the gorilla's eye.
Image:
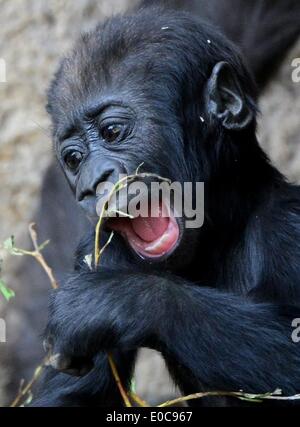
[100,124,124,143]
[63,151,83,172]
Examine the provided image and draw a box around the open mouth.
[106,203,180,260]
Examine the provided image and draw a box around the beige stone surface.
[258,40,300,183]
[0,0,299,406]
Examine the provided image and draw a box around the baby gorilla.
[32,6,300,406]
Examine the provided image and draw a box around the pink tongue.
[131,216,169,242]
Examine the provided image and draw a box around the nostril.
[78,169,114,202]
[92,169,113,194]
[77,189,93,202]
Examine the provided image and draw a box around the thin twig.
[108,354,132,407]
[99,231,115,258]
[94,171,165,406]
[94,175,129,267]
[129,392,150,407]
[157,389,300,407]
[28,223,58,290]
[94,171,171,267]
[93,177,135,406]
[10,357,49,407]
[9,224,59,407]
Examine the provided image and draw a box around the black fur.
[140,0,300,89]
[30,6,300,407]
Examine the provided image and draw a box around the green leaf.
[38,240,50,252]
[0,279,15,301]
[3,236,15,252]
[84,254,93,271]
[24,392,33,406]
[3,236,24,256]
[238,396,263,403]
[130,378,137,394]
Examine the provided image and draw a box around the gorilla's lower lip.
[106,207,180,259]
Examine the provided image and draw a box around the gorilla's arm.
[40,270,300,402]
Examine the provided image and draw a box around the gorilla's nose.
[76,158,125,218]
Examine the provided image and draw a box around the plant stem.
[10,357,48,407]
[28,223,58,290]
[108,354,132,407]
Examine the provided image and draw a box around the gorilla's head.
[47,7,259,268]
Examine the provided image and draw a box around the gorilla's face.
[48,11,254,266]
[54,90,189,262]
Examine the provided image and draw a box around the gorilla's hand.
[43,270,167,376]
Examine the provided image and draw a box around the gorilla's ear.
[205,61,254,130]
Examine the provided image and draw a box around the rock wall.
[258,40,300,183]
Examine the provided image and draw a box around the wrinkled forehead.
[48,29,187,134]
